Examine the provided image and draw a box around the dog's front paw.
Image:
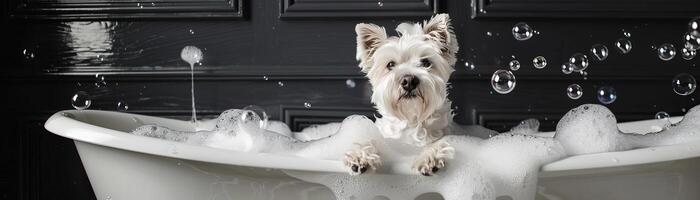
[343,142,381,175]
[413,141,455,176]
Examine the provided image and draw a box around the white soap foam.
[128,104,700,200]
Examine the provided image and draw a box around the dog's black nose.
[401,75,420,92]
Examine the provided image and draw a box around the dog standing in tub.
[344,13,458,176]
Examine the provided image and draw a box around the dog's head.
[355,14,458,126]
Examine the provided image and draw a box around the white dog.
[344,14,459,176]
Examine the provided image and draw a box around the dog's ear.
[422,14,458,65]
[356,23,387,72]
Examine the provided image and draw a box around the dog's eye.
[387,61,396,70]
[420,58,431,68]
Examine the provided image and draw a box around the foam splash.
[128,104,700,200]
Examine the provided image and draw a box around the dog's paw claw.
[413,141,454,176]
[343,142,381,175]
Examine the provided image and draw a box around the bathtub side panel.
[74,141,335,200]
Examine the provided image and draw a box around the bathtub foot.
[343,141,381,175]
[413,141,455,176]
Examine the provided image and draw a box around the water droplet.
[242,105,269,129]
[596,86,617,105]
[377,1,383,6]
[512,22,533,41]
[672,73,696,96]
[508,60,520,71]
[566,84,583,100]
[681,46,697,60]
[304,102,312,108]
[532,56,547,69]
[491,70,516,94]
[71,91,92,110]
[117,101,129,111]
[689,17,700,31]
[568,53,589,72]
[277,81,284,87]
[561,63,574,74]
[464,60,476,70]
[615,38,632,54]
[683,31,700,51]
[346,79,356,88]
[590,44,609,61]
[657,43,676,61]
[180,46,203,66]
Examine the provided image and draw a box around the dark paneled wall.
[2,0,699,199]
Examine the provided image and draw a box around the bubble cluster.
[508,60,520,71]
[615,38,632,54]
[683,31,700,50]
[590,44,609,61]
[657,43,676,61]
[71,91,92,110]
[681,47,697,60]
[180,46,203,66]
[672,73,697,96]
[532,56,547,69]
[512,22,534,41]
[596,86,617,105]
[568,53,589,72]
[491,69,517,94]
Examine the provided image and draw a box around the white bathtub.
[44,110,700,200]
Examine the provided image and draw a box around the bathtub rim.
[44,109,700,176]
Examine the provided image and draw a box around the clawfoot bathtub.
[44,110,700,200]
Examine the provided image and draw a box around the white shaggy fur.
[347,13,459,176]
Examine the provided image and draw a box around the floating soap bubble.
[180,46,203,66]
[277,81,284,87]
[672,73,697,96]
[561,63,574,74]
[690,17,700,31]
[590,44,609,61]
[683,31,700,50]
[117,101,129,111]
[486,31,493,37]
[614,38,632,54]
[377,1,383,7]
[566,84,583,100]
[464,60,476,70]
[491,69,516,94]
[596,86,617,104]
[532,56,547,69]
[71,91,92,110]
[94,73,106,87]
[242,105,269,129]
[508,60,520,71]
[304,102,312,108]
[622,29,631,38]
[655,111,672,129]
[681,47,697,60]
[657,43,676,61]
[568,53,589,72]
[346,79,356,88]
[512,22,533,41]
